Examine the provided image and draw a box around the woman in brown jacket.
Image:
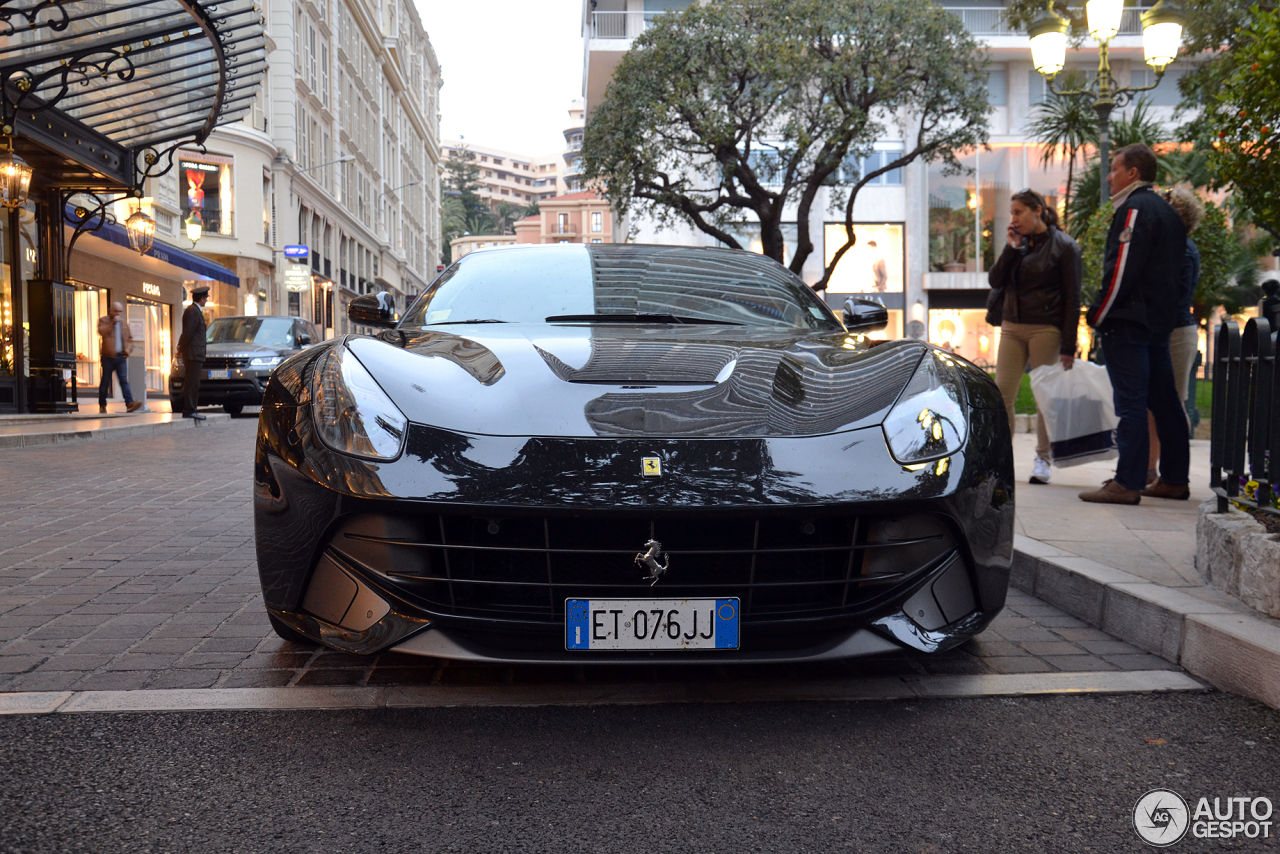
[987,189,1082,485]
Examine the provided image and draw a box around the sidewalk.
[1010,432,1280,708]
[0,402,233,450]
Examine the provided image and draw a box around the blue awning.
[68,204,240,287]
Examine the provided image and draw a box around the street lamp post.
[1028,0,1186,207]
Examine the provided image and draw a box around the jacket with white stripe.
[1087,184,1187,333]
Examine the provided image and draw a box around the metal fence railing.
[1211,288,1280,516]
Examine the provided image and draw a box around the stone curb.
[1012,534,1280,709]
[0,670,1206,715]
[0,412,231,450]
[1196,498,1280,618]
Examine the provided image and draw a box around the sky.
[415,0,584,156]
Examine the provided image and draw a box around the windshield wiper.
[545,313,742,325]
[424,319,509,325]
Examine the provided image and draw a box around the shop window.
[72,285,108,389]
[823,223,903,293]
[180,153,235,235]
[928,308,998,370]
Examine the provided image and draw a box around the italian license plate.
[566,598,739,651]
[208,369,229,379]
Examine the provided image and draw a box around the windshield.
[206,317,297,347]
[400,244,841,332]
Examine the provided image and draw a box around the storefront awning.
[2,0,267,185]
[68,203,238,285]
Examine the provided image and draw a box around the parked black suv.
[169,315,323,415]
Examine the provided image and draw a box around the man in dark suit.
[178,285,210,420]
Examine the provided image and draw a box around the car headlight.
[250,355,283,368]
[311,346,407,460]
[882,349,968,464]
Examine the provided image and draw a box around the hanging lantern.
[0,148,33,210]
[186,216,203,244]
[1028,7,1069,77]
[1141,0,1185,70]
[125,209,156,255]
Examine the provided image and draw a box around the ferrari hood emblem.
[642,456,662,476]
[636,539,669,585]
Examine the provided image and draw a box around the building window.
[590,211,603,233]
[557,212,569,233]
[839,144,905,186]
[180,152,234,235]
[823,222,904,293]
[591,238,602,243]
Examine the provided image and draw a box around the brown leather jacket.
[987,226,1082,355]
[97,315,133,359]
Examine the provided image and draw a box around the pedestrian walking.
[1146,187,1203,487]
[1079,144,1189,504]
[986,187,1082,485]
[178,285,210,421]
[96,301,143,414]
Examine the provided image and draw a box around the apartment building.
[442,142,546,208]
[582,1,1191,366]
[143,0,445,341]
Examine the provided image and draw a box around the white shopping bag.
[1028,361,1120,467]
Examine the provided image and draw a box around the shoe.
[1030,457,1052,485]
[183,412,207,421]
[1140,480,1191,500]
[125,401,143,413]
[1079,479,1141,505]
[98,405,107,414]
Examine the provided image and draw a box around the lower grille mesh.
[328,511,958,627]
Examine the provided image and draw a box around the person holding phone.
[986,188,1082,485]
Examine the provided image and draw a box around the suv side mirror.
[842,298,888,333]
[298,333,312,347]
[348,291,397,328]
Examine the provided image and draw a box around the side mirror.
[348,291,397,328]
[842,298,888,333]
[298,333,312,347]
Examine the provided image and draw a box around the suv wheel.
[223,404,244,416]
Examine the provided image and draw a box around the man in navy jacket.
[1080,144,1189,504]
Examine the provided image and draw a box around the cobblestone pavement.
[0,421,1182,695]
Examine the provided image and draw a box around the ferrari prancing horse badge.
[642,457,662,476]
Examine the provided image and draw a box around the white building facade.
[159,0,443,337]
[583,1,1189,367]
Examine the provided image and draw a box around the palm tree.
[1027,71,1097,230]
[1065,98,1169,234]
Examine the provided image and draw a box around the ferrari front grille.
[326,512,959,627]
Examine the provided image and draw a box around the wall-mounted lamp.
[186,216,203,245]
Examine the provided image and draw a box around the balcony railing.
[942,6,1151,38]
[550,223,579,235]
[590,10,662,39]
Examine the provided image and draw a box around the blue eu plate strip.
[715,599,739,649]
[566,599,590,649]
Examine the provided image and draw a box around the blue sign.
[284,245,309,258]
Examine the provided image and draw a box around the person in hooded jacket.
[987,188,1082,485]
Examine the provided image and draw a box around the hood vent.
[535,339,738,385]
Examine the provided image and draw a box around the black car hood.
[346,325,926,439]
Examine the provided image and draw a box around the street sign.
[284,264,312,292]
[284,245,309,258]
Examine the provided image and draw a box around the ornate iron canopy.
[0,0,266,190]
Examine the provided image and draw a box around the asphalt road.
[2,692,1278,853]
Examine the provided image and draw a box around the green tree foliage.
[581,0,990,289]
[1065,100,1170,235]
[1198,5,1280,241]
[1026,70,1097,229]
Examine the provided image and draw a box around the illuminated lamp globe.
[0,149,33,210]
[1028,8,1069,76]
[125,209,156,255]
[1141,0,1185,70]
[186,216,203,243]
[1085,0,1124,42]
